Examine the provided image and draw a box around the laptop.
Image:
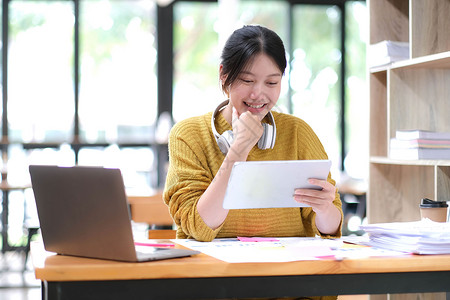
[29,165,199,262]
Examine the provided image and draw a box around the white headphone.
[211,100,276,155]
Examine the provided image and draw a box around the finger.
[307,178,333,190]
[294,186,335,203]
[232,106,239,120]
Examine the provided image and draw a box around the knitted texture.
[163,110,343,242]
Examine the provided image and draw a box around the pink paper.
[237,237,280,242]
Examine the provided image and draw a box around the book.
[368,40,409,68]
[396,130,450,141]
[390,132,450,159]
[390,138,450,149]
[389,146,450,160]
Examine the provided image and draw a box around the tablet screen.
[223,160,331,209]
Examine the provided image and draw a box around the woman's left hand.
[293,178,336,215]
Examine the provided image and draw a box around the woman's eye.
[267,82,278,86]
[240,78,253,83]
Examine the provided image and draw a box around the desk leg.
[42,281,60,300]
[42,281,46,300]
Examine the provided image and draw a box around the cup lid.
[420,198,448,208]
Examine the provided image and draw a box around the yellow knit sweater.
[163,110,343,242]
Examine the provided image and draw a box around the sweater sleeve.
[163,119,224,241]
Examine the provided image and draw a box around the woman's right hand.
[229,107,263,158]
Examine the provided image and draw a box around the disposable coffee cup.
[420,198,448,222]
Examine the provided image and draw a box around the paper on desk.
[360,219,450,236]
[174,237,330,262]
[237,236,280,242]
[174,237,409,263]
[360,219,450,254]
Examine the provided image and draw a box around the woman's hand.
[293,178,341,235]
[229,107,263,158]
[293,178,336,213]
[197,107,262,230]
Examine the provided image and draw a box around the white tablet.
[223,160,332,209]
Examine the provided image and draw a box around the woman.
[163,25,342,243]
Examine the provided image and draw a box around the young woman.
[163,25,342,243]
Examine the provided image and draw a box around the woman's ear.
[219,65,226,82]
[219,65,229,96]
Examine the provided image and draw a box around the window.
[4,0,158,192]
[291,4,341,172]
[173,1,219,121]
[344,1,368,180]
[1,0,367,247]
[1,0,368,188]
[8,1,74,142]
[79,0,157,143]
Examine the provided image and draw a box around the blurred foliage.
[174,2,219,89]
[9,2,49,35]
[80,1,157,71]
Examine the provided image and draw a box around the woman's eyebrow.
[240,71,282,77]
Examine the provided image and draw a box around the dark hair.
[220,25,287,93]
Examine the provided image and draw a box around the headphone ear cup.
[258,124,267,149]
[217,130,234,154]
[257,123,275,150]
[266,123,275,148]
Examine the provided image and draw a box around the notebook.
[29,165,199,262]
[223,160,332,209]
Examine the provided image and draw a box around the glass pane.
[173,2,220,122]
[237,1,290,113]
[291,5,341,172]
[0,5,2,138]
[26,145,75,167]
[79,0,157,143]
[344,1,368,180]
[77,145,155,192]
[8,1,74,142]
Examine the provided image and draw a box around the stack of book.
[360,219,450,254]
[368,40,409,68]
[389,130,450,160]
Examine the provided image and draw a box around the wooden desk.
[31,241,450,300]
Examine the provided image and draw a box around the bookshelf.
[368,1,450,298]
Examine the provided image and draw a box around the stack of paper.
[368,40,409,68]
[360,219,450,254]
[389,130,450,160]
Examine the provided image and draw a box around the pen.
[134,242,175,248]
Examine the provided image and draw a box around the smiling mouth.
[244,102,266,109]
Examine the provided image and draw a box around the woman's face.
[223,53,282,121]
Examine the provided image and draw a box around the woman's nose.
[249,83,263,99]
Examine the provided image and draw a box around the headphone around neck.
[211,100,276,155]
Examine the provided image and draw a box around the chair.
[338,176,367,236]
[23,225,39,271]
[127,192,175,238]
[147,229,176,239]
